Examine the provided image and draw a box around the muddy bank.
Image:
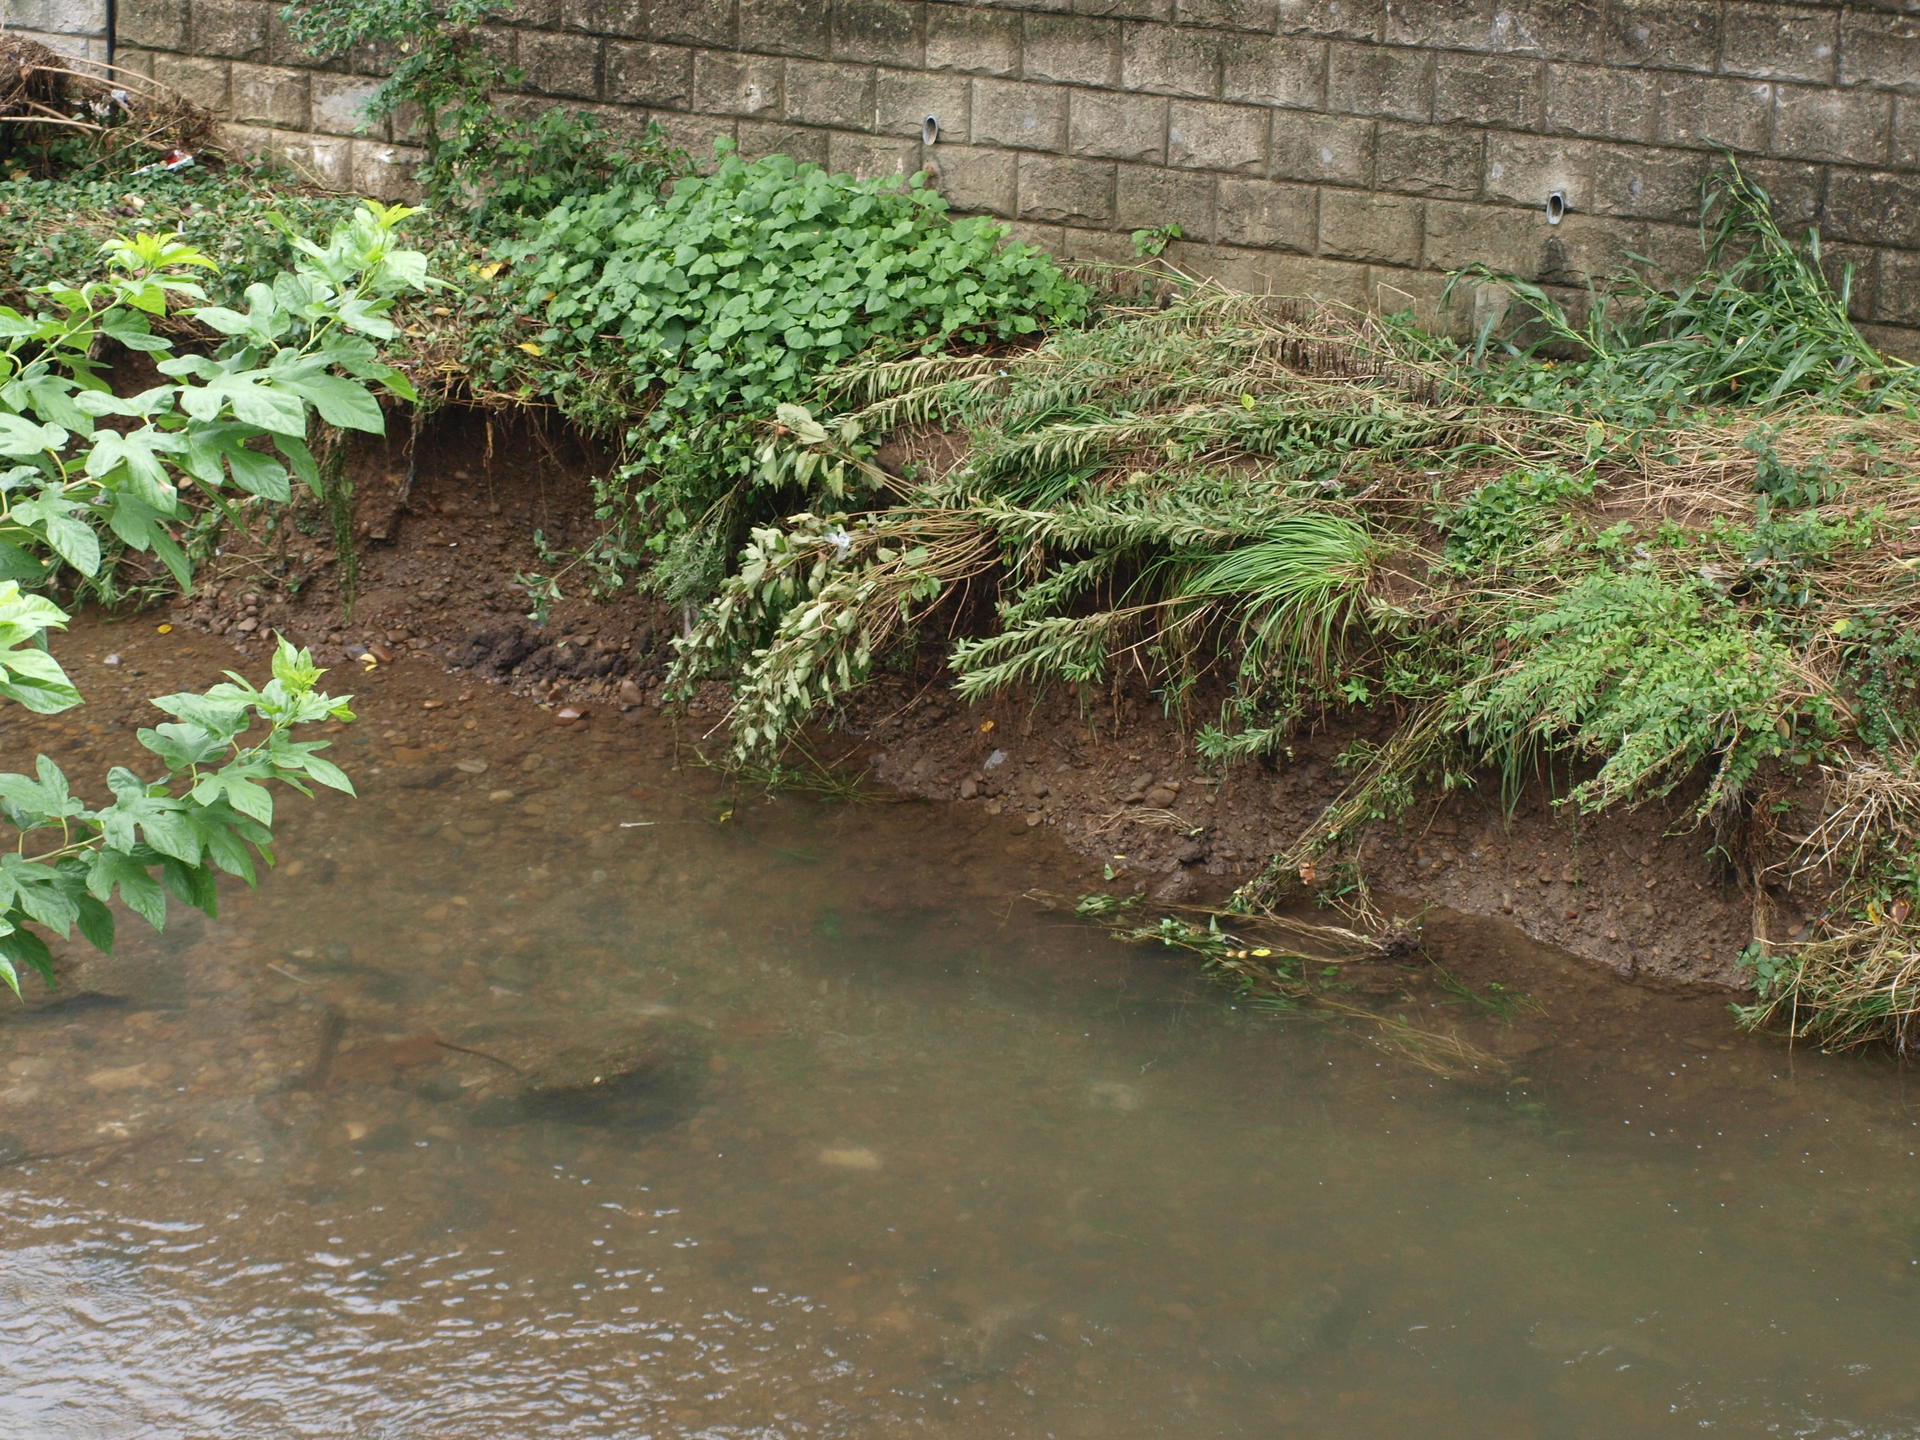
[168,408,1759,994]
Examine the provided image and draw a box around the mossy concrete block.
[1166,98,1268,172]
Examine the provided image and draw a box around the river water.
[3,621,1919,1439]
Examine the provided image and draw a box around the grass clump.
[677,162,1920,1052]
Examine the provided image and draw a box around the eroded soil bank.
[170,408,1759,997]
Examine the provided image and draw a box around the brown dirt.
[170,405,1767,996]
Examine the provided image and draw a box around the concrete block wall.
[4,0,111,63]
[111,0,1920,347]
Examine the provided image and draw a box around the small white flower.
[825,526,853,559]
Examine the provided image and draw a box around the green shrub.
[1460,569,1801,816]
[506,144,1090,599]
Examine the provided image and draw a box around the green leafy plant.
[507,143,1089,601]
[0,204,431,990]
[0,623,356,991]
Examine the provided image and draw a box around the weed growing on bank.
[675,165,1920,1052]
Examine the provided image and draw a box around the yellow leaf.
[979,719,994,732]
[475,261,503,280]
[155,623,173,634]
[516,342,544,357]
[1250,948,1272,957]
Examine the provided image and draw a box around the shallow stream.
[4,621,1919,1439]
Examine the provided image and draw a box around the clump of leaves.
[0,204,431,990]
[506,143,1089,601]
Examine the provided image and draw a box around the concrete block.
[1115,163,1216,240]
[1861,320,1920,364]
[4,0,105,34]
[1771,85,1892,166]
[876,69,968,141]
[1633,219,1710,279]
[152,51,230,110]
[265,8,327,67]
[1386,0,1600,61]
[650,0,734,48]
[501,0,562,26]
[1840,12,1920,92]
[1656,75,1774,154]
[1222,33,1326,110]
[1167,98,1267,172]
[735,0,831,57]
[1068,88,1168,162]
[1608,0,1718,72]
[1326,40,1429,122]
[1819,242,1878,320]
[1058,226,1143,264]
[519,29,602,99]
[1433,52,1542,130]
[1215,175,1315,250]
[1423,197,1536,274]
[1276,0,1381,42]
[1741,158,1822,230]
[1121,20,1222,97]
[1587,144,1711,222]
[350,137,424,199]
[1188,245,1371,303]
[1823,169,1916,248]
[1023,13,1120,87]
[782,59,871,129]
[971,77,1068,151]
[1018,153,1116,223]
[113,45,158,78]
[1374,120,1479,197]
[1896,97,1920,170]
[1177,0,1278,33]
[274,131,355,189]
[1268,109,1372,185]
[643,107,734,156]
[832,0,923,66]
[736,121,831,165]
[603,41,692,109]
[933,144,1017,214]
[692,49,782,117]
[561,0,647,37]
[13,28,105,62]
[926,8,1020,75]
[1535,211,1637,285]
[1367,263,1457,330]
[1074,0,1171,18]
[1490,0,1604,62]
[309,72,384,136]
[1317,188,1419,264]
[229,61,310,128]
[1005,220,1065,255]
[191,0,269,61]
[1544,63,1655,144]
[116,0,188,52]
[1483,131,1592,212]
[1719,4,1836,83]
[1872,249,1920,327]
[827,130,919,180]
